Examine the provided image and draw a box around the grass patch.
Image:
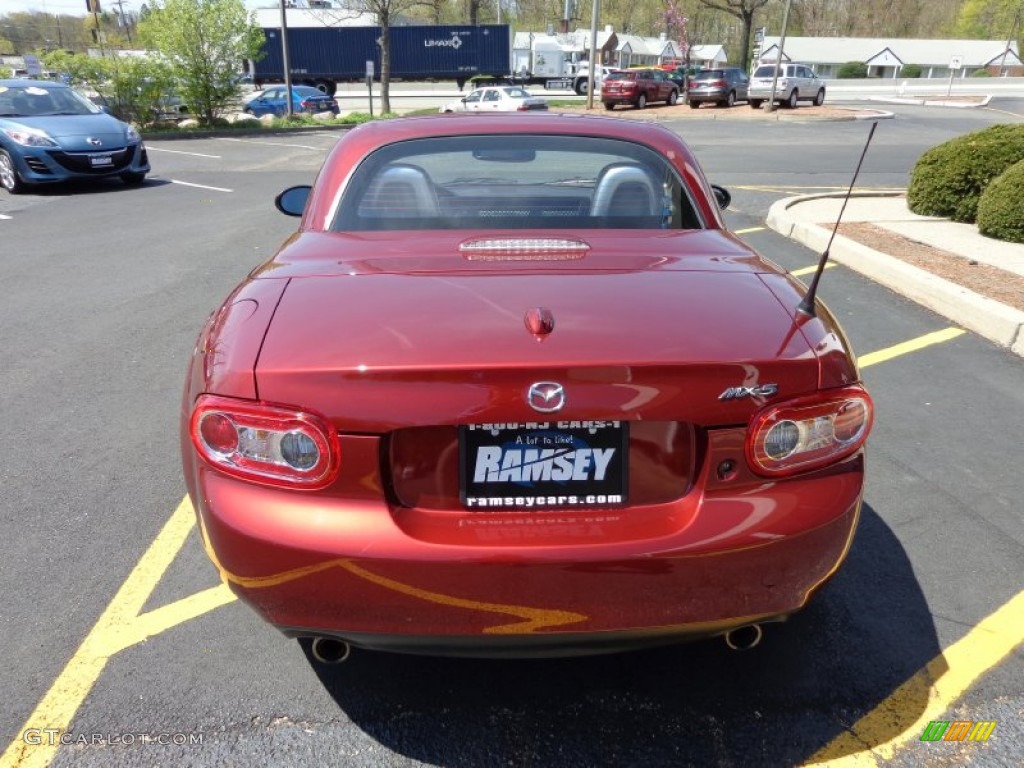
[140,111,386,138]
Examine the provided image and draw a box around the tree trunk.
[379,14,391,115]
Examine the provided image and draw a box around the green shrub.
[907,124,1024,222]
[836,61,868,79]
[900,64,922,78]
[976,158,1024,243]
[972,69,992,77]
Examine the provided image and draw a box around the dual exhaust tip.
[310,625,762,661]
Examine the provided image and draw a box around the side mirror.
[275,185,311,217]
[711,184,731,210]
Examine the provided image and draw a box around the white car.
[440,86,549,113]
[748,63,826,109]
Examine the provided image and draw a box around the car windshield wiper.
[0,112,26,117]
[39,111,85,116]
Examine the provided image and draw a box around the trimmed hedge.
[900,64,922,78]
[907,124,1024,222]
[976,158,1024,243]
[837,61,868,78]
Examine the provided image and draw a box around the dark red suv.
[601,69,680,110]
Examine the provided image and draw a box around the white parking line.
[0,213,11,220]
[145,146,221,158]
[215,137,322,150]
[168,179,233,192]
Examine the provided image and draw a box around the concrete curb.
[866,95,993,108]
[776,108,895,122]
[767,193,1024,359]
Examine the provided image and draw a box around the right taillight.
[746,386,873,477]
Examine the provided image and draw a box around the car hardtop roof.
[344,111,686,147]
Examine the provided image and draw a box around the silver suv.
[748,63,825,109]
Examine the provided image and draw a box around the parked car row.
[599,63,824,111]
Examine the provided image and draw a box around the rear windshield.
[754,65,786,77]
[604,71,636,81]
[332,135,704,232]
[692,71,724,81]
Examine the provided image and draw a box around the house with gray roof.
[758,37,1022,79]
[615,33,683,69]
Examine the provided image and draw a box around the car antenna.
[797,121,878,318]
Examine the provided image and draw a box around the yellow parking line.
[858,327,965,368]
[807,589,1024,765]
[0,498,225,768]
[792,263,837,278]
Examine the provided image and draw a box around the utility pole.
[998,4,1022,77]
[111,0,132,45]
[764,0,792,113]
[279,0,294,117]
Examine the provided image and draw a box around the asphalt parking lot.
[1,105,1021,767]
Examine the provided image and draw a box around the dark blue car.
[0,79,150,194]
[242,85,339,118]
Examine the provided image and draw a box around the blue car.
[0,79,149,194]
[242,85,339,118]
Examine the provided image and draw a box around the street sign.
[365,60,374,78]
[23,54,41,76]
[949,56,963,70]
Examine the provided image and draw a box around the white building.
[758,37,1023,79]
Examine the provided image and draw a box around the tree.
[954,0,1020,38]
[358,0,420,115]
[138,0,263,125]
[696,0,771,69]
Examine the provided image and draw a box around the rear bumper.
[687,89,731,103]
[188,434,864,655]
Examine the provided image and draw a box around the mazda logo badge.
[87,137,102,146]
[527,382,565,413]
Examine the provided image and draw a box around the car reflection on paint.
[180,113,873,660]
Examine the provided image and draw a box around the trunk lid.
[254,230,820,431]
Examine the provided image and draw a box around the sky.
[1,0,273,16]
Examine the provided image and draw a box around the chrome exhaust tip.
[724,624,763,651]
[311,637,352,664]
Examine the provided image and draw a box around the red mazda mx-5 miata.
[180,113,872,660]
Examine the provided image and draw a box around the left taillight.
[189,395,341,489]
[746,386,873,477]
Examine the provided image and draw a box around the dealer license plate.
[459,421,628,510]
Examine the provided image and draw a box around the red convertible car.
[181,114,872,660]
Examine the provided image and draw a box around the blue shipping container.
[254,25,510,85]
